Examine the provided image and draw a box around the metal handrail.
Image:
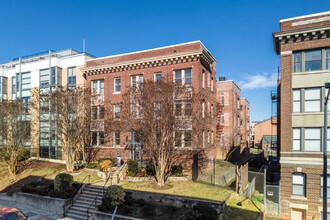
[63,174,91,216]
[87,176,112,219]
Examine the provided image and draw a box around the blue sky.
[0,0,329,121]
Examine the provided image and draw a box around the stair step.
[81,191,104,197]
[66,212,88,220]
[71,205,95,212]
[67,209,88,217]
[73,201,100,209]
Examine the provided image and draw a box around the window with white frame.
[221,134,224,146]
[131,103,143,118]
[68,67,76,86]
[92,79,104,94]
[221,93,224,105]
[154,72,162,81]
[114,104,120,119]
[293,90,301,112]
[174,69,192,85]
[305,88,321,112]
[114,78,121,93]
[207,73,210,88]
[293,52,302,72]
[221,114,224,125]
[131,75,143,88]
[154,102,162,118]
[202,131,205,148]
[304,128,321,151]
[92,105,104,120]
[202,101,205,118]
[211,131,214,144]
[175,102,191,117]
[293,128,301,151]
[114,131,120,146]
[211,104,214,118]
[292,173,306,197]
[92,131,104,146]
[327,49,330,70]
[211,77,214,91]
[175,131,192,148]
[321,175,330,198]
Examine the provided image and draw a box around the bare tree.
[31,86,92,171]
[0,99,31,175]
[106,79,210,187]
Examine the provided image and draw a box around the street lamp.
[323,80,330,220]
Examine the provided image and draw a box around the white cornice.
[280,11,330,23]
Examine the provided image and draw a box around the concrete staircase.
[65,185,104,220]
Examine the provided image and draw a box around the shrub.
[188,202,218,220]
[97,204,109,212]
[48,189,61,198]
[36,185,50,196]
[166,205,177,214]
[171,165,183,176]
[146,163,155,176]
[99,160,112,172]
[54,173,74,192]
[122,204,132,214]
[17,148,30,161]
[109,157,118,167]
[124,193,135,206]
[154,208,163,217]
[86,163,97,169]
[130,204,142,218]
[104,185,126,208]
[136,198,146,207]
[21,184,35,193]
[142,204,156,216]
[127,160,139,177]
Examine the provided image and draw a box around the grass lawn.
[222,194,263,220]
[0,160,102,193]
[122,180,230,201]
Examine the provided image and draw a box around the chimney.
[219,77,227,81]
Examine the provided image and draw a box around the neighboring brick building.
[254,117,277,148]
[273,11,330,220]
[216,78,250,159]
[81,41,218,167]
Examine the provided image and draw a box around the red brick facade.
[254,118,277,148]
[82,41,218,172]
[216,80,250,159]
[273,11,330,220]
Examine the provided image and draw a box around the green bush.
[166,205,177,214]
[127,160,139,177]
[136,198,146,207]
[97,204,109,212]
[146,163,155,176]
[130,204,143,218]
[54,173,74,192]
[186,202,218,220]
[142,204,156,216]
[48,189,61,198]
[122,204,132,214]
[124,193,135,206]
[17,148,30,161]
[21,184,35,193]
[36,185,50,196]
[104,185,126,208]
[171,165,183,176]
[86,163,97,169]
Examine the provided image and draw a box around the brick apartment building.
[216,78,250,159]
[81,41,218,166]
[254,117,277,149]
[273,11,330,219]
[0,50,93,159]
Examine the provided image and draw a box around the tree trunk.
[66,148,74,172]
[155,161,166,187]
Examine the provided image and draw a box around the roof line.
[89,40,202,61]
[280,11,330,23]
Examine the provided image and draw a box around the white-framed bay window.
[174,68,192,85]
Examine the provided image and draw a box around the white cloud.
[238,72,278,90]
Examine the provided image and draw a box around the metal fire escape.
[216,102,224,145]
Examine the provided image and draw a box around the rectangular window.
[304,128,321,151]
[92,106,104,120]
[202,71,205,89]
[175,102,182,116]
[114,131,120,146]
[184,131,192,147]
[293,90,301,112]
[99,132,104,145]
[305,50,321,71]
[326,49,330,70]
[99,106,104,120]
[202,102,205,118]
[175,69,192,85]
[184,102,192,116]
[305,88,321,112]
[202,131,205,148]
[92,79,104,94]
[211,104,214,118]
[131,75,143,88]
[293,52,301,72]
[154,102,162,118]
[92,132,97,146]
[68,67,76,86]
[211,78,214,91]
[328,128,330,152]
[211,132,214,144]
[207,73,210,88]
[175,131,182,147]
[221,114,225,125]
[293,128,301,151]
[321,175,330,198]
[221,134,224,146]
[92,106,98,120]
[292,173,306,196]
[114,78,121,93]
[155,72,162,81]
[221,94,224,105]
[114,104,120,119]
